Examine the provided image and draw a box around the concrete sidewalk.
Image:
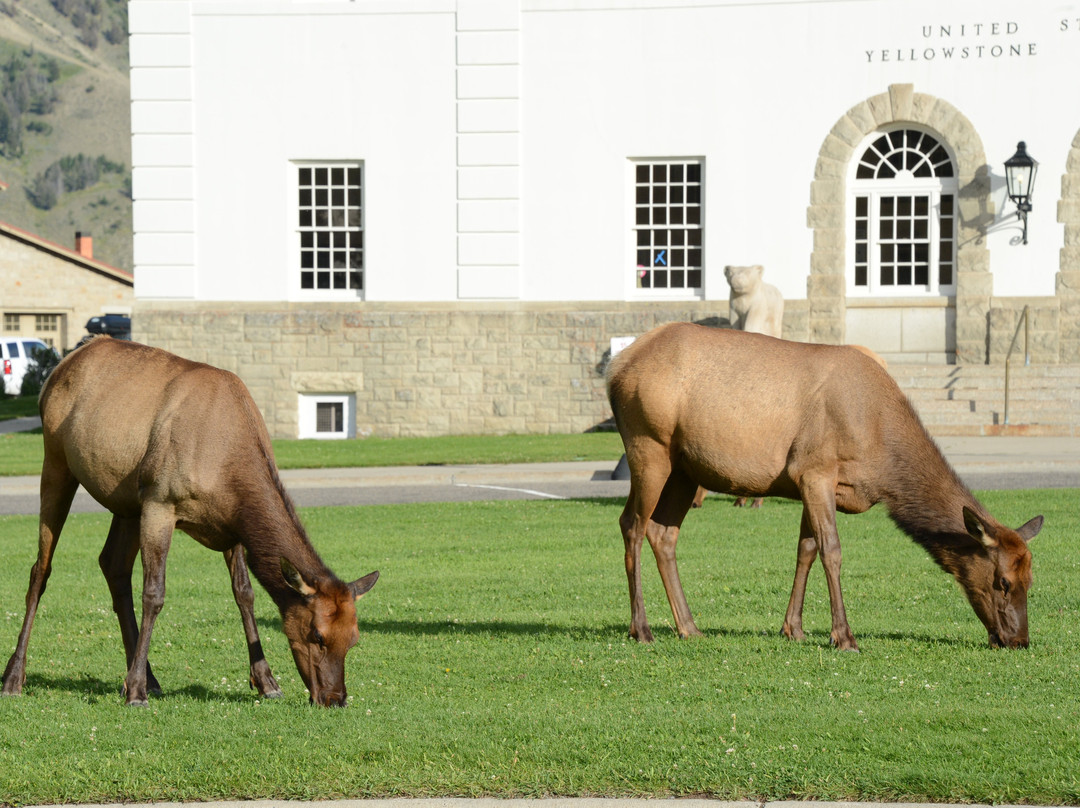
[281,434,1080,488]
[3,436,1080,499]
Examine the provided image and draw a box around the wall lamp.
[1004,141,1038,245]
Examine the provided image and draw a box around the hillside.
[0,0,132,271]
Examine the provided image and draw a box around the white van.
[2,338,53,396]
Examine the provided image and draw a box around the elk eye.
[312,628,325,646]
[1000,578,1011,596]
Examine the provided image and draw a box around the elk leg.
[781,507,818,641]
[123,503,175,706]
[99,516,162,695]
[619,445,675,643]
[223,546,282,698]
[620,490,653,643]
[646,471,702,639]
[2,451,79,696]
[801,481,858,651]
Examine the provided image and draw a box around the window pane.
[298,162,363,295]
[632,161,703,290]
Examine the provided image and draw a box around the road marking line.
[453,483,567,500]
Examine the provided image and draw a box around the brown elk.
[606,322,1043,650]
[1,337,378,706]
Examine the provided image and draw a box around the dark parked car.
[85,314,131,340]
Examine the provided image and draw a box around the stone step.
[893,364,1080,435]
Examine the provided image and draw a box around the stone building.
[1,225,133,351]
[128,0,1080,438]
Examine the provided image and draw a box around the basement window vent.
[298,393,355,439]
[316,401,343,433]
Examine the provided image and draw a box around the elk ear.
[962,507,996,549]
[281,558,316,597]
[1016,515,1044,543]
[349,570,380,601]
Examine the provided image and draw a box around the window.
[632,159,703,293]
[296,163,363,295]
[297,393,355,439]
[35,314,58,333]
[850,129,956,296]
[3,314,19,332]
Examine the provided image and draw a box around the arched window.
[850,128,957,296]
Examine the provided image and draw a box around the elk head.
[958,508,1042,649]
[280,559,379,706]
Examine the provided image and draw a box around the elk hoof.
[781,625,805,642]
[830,634,860,652]
[629,626,655,643]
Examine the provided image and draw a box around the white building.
[129,0,1080,438]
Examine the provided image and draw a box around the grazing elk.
[606,322,1043,650]
[1,337,378,706]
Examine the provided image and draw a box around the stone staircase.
[891,364,1080,436]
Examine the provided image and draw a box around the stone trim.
[1057,128,1080,362]
[806,83,993,363]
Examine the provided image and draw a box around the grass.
[0,489,1077,804]
[0,427,624,477]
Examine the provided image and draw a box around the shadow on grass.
[20,672,282,704]
[356,616,980,649]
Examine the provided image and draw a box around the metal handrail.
[1003,305,1030,426]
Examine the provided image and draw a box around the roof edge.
[0,220,134,286]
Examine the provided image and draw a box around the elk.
[1,337,378,706]
[606,322,1043,650]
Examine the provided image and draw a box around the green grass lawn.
[0,490,1076,804]
[0,430,624,477]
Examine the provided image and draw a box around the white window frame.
[291,160,364,301]
[298,393,356,440]
[628,157,705,300]
[848,128,958,298]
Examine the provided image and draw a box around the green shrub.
[18,345,60,396]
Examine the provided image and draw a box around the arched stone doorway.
[806,83,993,364]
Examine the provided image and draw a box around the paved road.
[2,435,1078,516]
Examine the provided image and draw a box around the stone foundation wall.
[134,301,812,439]
[988,297,1062,364]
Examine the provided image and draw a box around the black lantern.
[1004,141,1038,245]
